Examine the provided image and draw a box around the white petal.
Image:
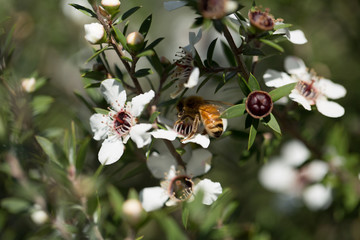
[281,140,310,167]
[129,123,153,148]
[288,30,308,45]
[98,137,124,165]
[84,23,105,44]
[259,159,297,193]
[303,160,329,182]
[163,1,187,11]
[189,29,202,47]
[184,67,200,88]
[150,129,177,141]
[139,187,168,212]
[273,27,291,39]
[89,113,110,140]
[263,69,295,87]
[284,56,307,76]
[130,90,155,117]
[316,98,345,118]
[317,78,346,99]
[182,134,210,148]
[186,149,212,177]
[100,79,126,112]
[302,184,332,211]
[289,90,312,110]
[147,152,177,179]
[194,179,222,205]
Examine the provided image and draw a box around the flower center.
[245,90,273,119]
[296,80,318,101]
[199,0,226,19]
[169,175,193,201]
[174,118,193,137]
[249,10,274,31]
[113,110,132,136]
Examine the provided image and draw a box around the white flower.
[302,184,332,211]
[31,205,48,225]
[101,0,120,7]
[21,77,36,93]
[139,149,222,211]
[90,79,154,165]
[84,23,106,44]
[263,56,346,118]
[273,21,308,45]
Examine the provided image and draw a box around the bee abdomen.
[204,120,223,138]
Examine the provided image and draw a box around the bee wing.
[202,100,233,114]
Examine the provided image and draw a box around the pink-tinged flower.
[263,56,346,118]
[90,79,154,165]
[139,149,222,211]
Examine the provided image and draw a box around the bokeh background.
[0,0,359,239]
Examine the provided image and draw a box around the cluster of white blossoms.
[258,140,333,211]
[264,56,347,118]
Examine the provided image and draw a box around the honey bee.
[174,96,228,141]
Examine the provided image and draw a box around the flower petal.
[139,187,168,212]
[302,184,332,211]
[281,140,310,167]
[303,160,329,182]
[89,113,110,140]
[284,56,307,76]
[163,1,187,11]
[100,79,126,112]
[150,129,177,141]
[288,30,308,45]
[129,123,153,148]
[130,90,155,117]
[147,152,177,179]
[184,67,200,88]
[289,90,312,110]
[186,149,212,177]
[263,69,295,87]
[316,98,345,118]
[194,178,222,205]
[317,78,346,99]
[182,134,210,148]
[98,137,124,165]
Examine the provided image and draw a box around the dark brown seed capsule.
[245,90,273,119]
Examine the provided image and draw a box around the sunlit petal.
[129,123,153,148]
[130,90,155,117]
[317,78,346,99]
[316,98,345,118]
[281,140,310,167]
[184,67,200,88]
[284,56,307,76]
[139,187,168,212]
[263,69,295,87]
[150,129,177,141]
[302,184,332,211]
[100,79,126,112]
[194,178,222,205]
[288,30,307,45]
[289,90,312,110]
[98,137,124,165]
[182,134,210,148]
[89,113,110,140]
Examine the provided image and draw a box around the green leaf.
[273,23,292,30]
[84,82,101,89]
[182,207,189,229]
[85,46,109,63]
[196,75,212,93]
[121,6,141,21]
[1,198,30,214]
[221,41,236,66]
[248,73,260,91]
[69,4,96,18]
[268,82,296,102]
[221,104,246,119]
[112,26,129,52]
[32,96,54,115]
[215,71,237,93]
[35,135,63,167]
[206,38,217,66]
[237,74,251,96]
[149,111,160,123]
[139,14,152,38]
[76,137,91,171]
[107,185,124,220]
[146,53,164,75]
[242,44,265,56]
[81,71,106,80]
[262,113,281,134]
[134,68,153,78]
[248,119,259,150]
[136,49,154,58]
[144,37,164,51]
[154,212,187,240]
[94,108,109,115]
[259,39,284,52]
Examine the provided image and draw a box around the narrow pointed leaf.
[262,113,281,134]
[206,38,217,66]
[112,26,129,51]
[248,73,260,91]
[237,74,251,96]
[121,6,141,21]
[134,68,153,78]
[136,50,155,58]
[35,136,63,167]
[221,104,246,119]
[182,207,189,229]
[259,39,284,52]
[70,4,96,18]
[144,37,164,51]
[269,82,296,102]
[139,14,152,38]
[248,120,258,149]
[221,41,236,66]
[85,46,109,64]
[84,82,101,89]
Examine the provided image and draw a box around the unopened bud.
[122,199,144,225]
[31,205,48,225]
[84,23,107,44]
[21,77,36,93]
[126,32,144,52]
[101,0,121,16]
[245,90,273,119]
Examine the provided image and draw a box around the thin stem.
[163,139,186,168]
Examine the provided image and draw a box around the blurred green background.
[0,0,359,239]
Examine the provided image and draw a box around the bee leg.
[181,114,200,142]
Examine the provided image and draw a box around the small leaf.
[259,39,284,52]
[248,73,260,91]
[139,14,152,38]
[262,113,281,134]
[136,49,154,58]
[144,37,164,51]
[84,82,101,89]
[134,68,153,78]
[269,82,296,102]
[107,185,124,220]
[273,23,292,30]
[1,198,30,214]
[182,207,189,229]
[35,136,63,167]
[112,26,129,51]
[32,96,54,115]
[121,6,141,21]
[146,53,164,75]
[149,111,160,123]
[85,46,109,63]
[242,44,265,56]
[206,38,217,66]
[82,71,106,80]
[248,119,259,150]
[70,4,96,18]
[221,104,246,119]
[237,74,251,96]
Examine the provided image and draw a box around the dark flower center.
[199,0,226,19]
[249,10,274,31]
[246,91,273,119]
[113,111,132,136]
[169,175,193,201]
[296,80,318,100]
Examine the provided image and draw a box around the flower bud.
[101,0,121,16]
[84,23,107,44]
[245,90,273,119]
[126,32,144,52]
[21,77,36,93]
[248,8,275,32]
[122,199,144,225]
[31,205,48,225]
[199,0,237,19]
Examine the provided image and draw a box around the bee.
[174,96,228,141]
